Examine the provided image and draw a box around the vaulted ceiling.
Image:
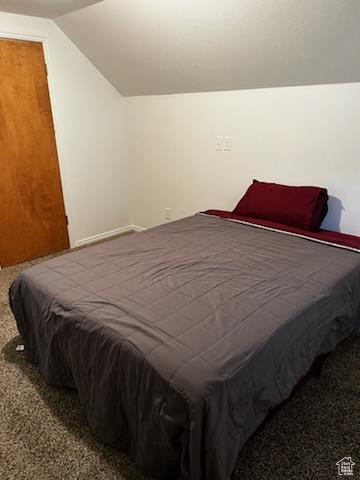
[56,0,360,96]
[0,0,103,18]
[2,0,360,96]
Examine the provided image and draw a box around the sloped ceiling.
[55,0,360,96]
[7,0,360,97]
[0,0,103,19]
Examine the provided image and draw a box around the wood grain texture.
[0,38,69,267]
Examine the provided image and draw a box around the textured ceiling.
[4,0,360,96]
[0,0,103,18]
[55,0,360,96]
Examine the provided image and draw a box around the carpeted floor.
[1,251,359,480]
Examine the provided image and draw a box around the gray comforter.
[9,214,360,480]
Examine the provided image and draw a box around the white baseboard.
[74,224,145,248]
[131,225,146,232]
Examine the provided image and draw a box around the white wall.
[2,13,358,241]
[0,12,129,246]
[127,83,360,235]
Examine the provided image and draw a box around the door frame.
[0,31,71,256]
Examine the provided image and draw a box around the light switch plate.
[224,136,231,151]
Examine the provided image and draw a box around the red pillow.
[233,180,328,231]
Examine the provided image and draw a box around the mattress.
[9,213,360,480]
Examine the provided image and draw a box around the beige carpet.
[1,251,360,479]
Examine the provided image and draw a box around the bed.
[9,195,360,480]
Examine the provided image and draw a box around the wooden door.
[0,38,69,267]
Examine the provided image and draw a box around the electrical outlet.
[165,208,172,221]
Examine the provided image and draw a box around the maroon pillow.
[233,180,328,231]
